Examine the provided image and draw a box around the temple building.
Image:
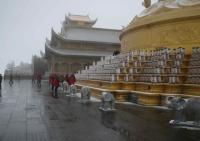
[45,14,121,74]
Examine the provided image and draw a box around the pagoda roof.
[68,13,93,22]
[45,39,113,57]
[52,28,121,45]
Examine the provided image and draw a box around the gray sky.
[0,0,157,74]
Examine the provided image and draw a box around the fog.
[0,0,157,74]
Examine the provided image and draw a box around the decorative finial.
[142,0,151,8]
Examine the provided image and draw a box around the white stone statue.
[80,86,91,100]
[99,92,116,111]
[142,0,151,8]
[140,0,200,17]
[69,85,77,96]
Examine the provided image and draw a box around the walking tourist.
[68,73,76,86]
[9,74,13,86]
[0,74,2,89]
[32,74,36,84]
[36,74,42,88]
[68,73,76,95]
[53,74,60,98]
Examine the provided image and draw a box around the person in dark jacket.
[0,74,2,89]
[32,74,36,84]
[9,74,13,86]
[113,50,120,56]
[53,74,60,98]
[36,74,42,88]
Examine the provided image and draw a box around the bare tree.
[32,53,48,76]
[6,61,15,70]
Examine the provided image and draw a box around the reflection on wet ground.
[0,80,199,141]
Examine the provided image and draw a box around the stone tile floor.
[0,80,199,141]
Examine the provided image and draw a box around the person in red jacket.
[49,74,54,91]
[68,74,76,85]
[53,74,60,98]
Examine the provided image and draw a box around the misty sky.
[0,0,157,74]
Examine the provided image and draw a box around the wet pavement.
[0,80,199,141]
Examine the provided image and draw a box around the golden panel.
[121,18,200,54]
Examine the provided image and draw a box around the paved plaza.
[0,80,199,141]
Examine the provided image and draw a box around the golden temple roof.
[120,0,200,39]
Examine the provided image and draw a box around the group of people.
[0,74,18,88]
[0,73,76,95]
[49,73,76,98]
[32,74,42,87]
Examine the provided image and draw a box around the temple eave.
[51,28,120,45]
[45,42,110,57]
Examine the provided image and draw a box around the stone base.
[137,93,161,106]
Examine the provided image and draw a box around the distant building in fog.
[4,62,32,79]
[32,53,48,76]
[45,13,121,74]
